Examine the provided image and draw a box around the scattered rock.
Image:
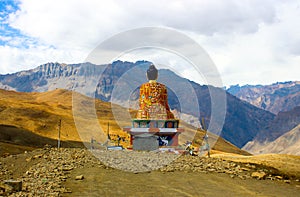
[2,153,10,158]
[64,189,72,193]
[25,157,32,162]
[275,175,283,180]
[266,176,275,181]
[0,182,13,194]
[62,167,74,171]
[251,172,267,180]
[33,154,43,159]
[284,180,291,184]
[241,167,250,171]
[0,148,104,196]
[75,175,84,180]
[3,180,22,192]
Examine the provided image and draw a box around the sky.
[0,0,300,87]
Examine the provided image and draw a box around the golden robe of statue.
[136,65,174,120]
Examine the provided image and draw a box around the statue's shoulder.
[140,82,149,87]
[156,82,166,88]
[140,82,166,89]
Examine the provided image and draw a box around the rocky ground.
[0,147,300,196]
[0,147,104,196]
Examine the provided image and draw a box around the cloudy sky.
[0,0,299,87]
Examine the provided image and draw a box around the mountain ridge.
[227,81,300,114]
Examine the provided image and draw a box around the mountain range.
[227,82,300,155]
[227,81,300,114]
[0,61,277,149]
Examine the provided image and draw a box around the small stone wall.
[133,134,158,151]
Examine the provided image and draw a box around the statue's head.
[147,64,158,80]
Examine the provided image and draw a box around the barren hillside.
[0,89,248,156]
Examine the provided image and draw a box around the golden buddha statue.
[136,64,175,120]
[125,64,182,146]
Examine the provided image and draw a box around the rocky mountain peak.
[227,81,300,114]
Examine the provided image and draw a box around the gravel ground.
[0,147,298,196]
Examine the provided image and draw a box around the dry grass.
[211,151,300,178]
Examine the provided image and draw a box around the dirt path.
[63,167,300,197]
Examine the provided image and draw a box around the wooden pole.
[107,121,110,140]
[201,118,210,158]
[58,119,61,149]
[108,121,109,134]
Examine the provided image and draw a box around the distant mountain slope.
[243,124,300,155]
[259,106,300,142]
[227,81,300,114]
[0,61,275,148]
[0,89,249,155]
[243,106,300,155]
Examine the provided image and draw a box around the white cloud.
[0,44,85,73]
[188,1,300,86]
[8,0,124,49]
[0,0,299,86]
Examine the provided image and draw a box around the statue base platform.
[123,127,184,147]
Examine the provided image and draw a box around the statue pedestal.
[123,127,184,147]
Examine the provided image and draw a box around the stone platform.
[123,127,184,147]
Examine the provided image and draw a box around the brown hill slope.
[243,124,300,155]
[243,106,300,155]
[0,89,126,144]
[0,89,249,155]
[0,125,84,156]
